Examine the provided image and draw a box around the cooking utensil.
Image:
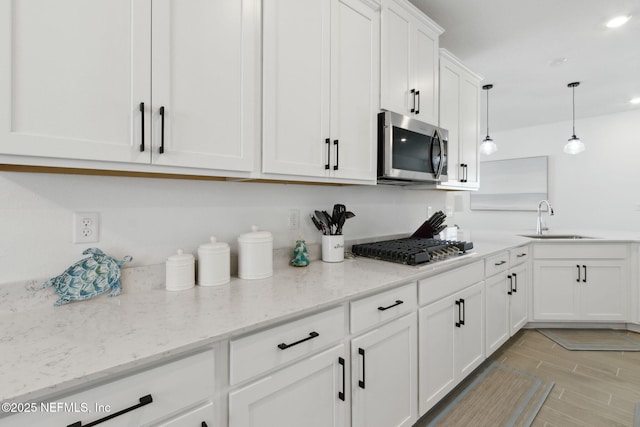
[332,204,346,226]
[314,210,331,235]
[336,211,347,235]
[346,211,355,219]
[310,215,323,232]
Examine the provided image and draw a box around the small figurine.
[42,248,133,306]
[290,239,310,267]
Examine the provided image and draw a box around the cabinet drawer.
[418,260,484,306]
[154,401,214,426]
[1,350,215,427]
[509,246,530,266]
[485,251,509,277]
[230,306,345,385]
[350,282,417,333]
[533,243,628,259]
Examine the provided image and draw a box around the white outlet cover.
[73,212,99,243]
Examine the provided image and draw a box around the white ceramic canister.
[322,234,345,263]
[197,236,230,286]
[238,225,273,280]
[165,249,195,291]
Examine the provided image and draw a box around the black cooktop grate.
[351,237,473,266]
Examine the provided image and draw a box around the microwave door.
[390,126,431,180]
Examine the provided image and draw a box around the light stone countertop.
[1,230,637,405]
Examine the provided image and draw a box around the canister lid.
[198,236,229,253]
[167,249,194,264]
[238,225,273,243]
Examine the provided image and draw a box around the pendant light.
[480,84,497,155]
[564,82,585,155]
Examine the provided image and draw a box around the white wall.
[448,108,640,232]
[0,173,446,283]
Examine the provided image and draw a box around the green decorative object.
[290,239,310,267]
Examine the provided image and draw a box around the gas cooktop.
[351,237,473,266]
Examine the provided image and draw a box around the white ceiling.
[410,0,640,132]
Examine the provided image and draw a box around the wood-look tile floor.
[489,329,640,426]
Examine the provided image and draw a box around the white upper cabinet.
[262,0,379,183]
[151,0,259,171]
[380,0,442,125]
[0,0,151,164]
[0,0,259,173]
[437,49,482,190]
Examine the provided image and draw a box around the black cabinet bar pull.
[325,138,331,170]
[378,300,403,311]
[277,331,319,350]
[358,348,366,389]
[159,106,165,154]
[462,164,466,182]
[507,275,513,295]
[460,298,465,326]
[494,260,506,266]
[67,394,152,427]
[583,265,587,283]
[517,253,527,258]
[410,89,416,113]
[512,273,518,293]
[576,264,581,282]
[333,139,339,170]
[415,90,420,114]
[139,102,145,152]
[455,299,462,327]
[338,357,345,401]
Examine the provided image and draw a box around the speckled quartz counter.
[1,230,636,405]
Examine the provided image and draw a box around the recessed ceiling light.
[631,97,640,105]
[606,15,631,28]
[549,57,568,67]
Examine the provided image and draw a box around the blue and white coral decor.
[42,248,133,307]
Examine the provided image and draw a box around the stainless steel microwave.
[377,110,448,184]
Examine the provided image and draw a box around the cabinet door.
[229,344,347,427]
[151,0,258,171]
[262,0,331,177]
[351,313,417,427]
[509,264,529,334]
[455,281,485,379]
[532,261,579,320]
[330,0,379,181]
[380,0,412,117]
[484,273,509,356]
[418,295,455,415]
[459,75,479,185]
[0,0,150,164]
[412,21,438,125]
[438,57,461,181]
[580,261,627,321]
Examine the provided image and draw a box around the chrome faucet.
[536,200,554,235]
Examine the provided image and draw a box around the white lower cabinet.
[485,263,529,356]
[0,349,216,427]
[351,312,418,427]
[418,281,484,415]
[228,344,348,427]
[533,260,627,321]
[532,243,628,321]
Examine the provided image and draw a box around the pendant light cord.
[486,88,490,137]
[572,85,576,136]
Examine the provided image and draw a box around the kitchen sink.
[520,234,594,239]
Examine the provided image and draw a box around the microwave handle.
[432,129,445,179]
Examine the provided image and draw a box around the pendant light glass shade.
[480,136,497,155]
[565,82,585,155]
[480,84,497,155]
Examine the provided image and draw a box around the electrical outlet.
[427,206,433,218]
[73,212,99,243]
[446,206,454,217]
[287,209,300,230]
